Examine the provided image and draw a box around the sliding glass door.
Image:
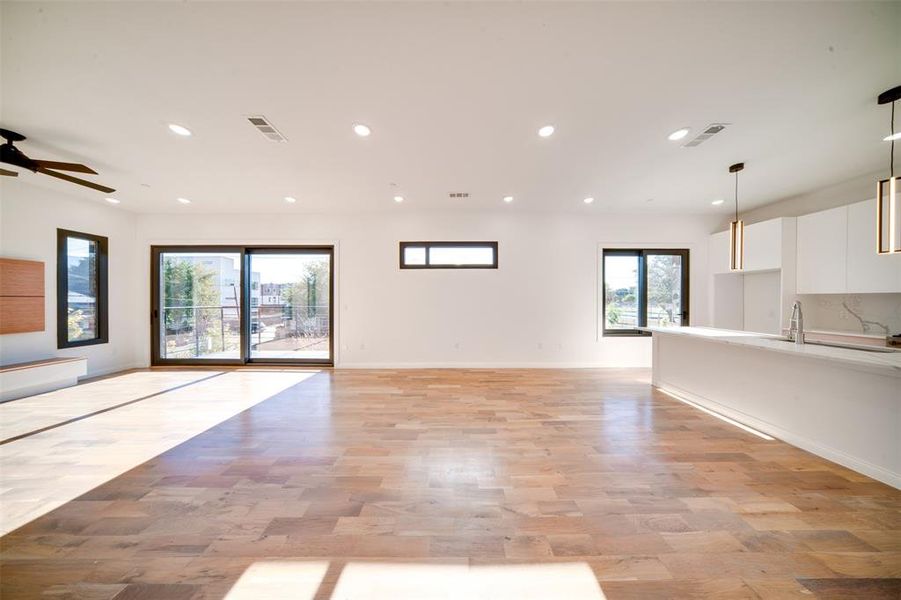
[247,249,331,363]
[151,246,333,365]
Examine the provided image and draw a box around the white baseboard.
[656,383,901,490]
[335,362,645,369]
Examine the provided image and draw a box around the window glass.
[603,254,639,330]
[249,252,331,361]
[158,251,242,360]
[647,253,685,327]
[428,246,494,266]
[403,246,426,265]
[66,237,99,342]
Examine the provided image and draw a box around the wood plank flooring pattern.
[1,368,899,599]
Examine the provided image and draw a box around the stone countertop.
[641,326,901,376]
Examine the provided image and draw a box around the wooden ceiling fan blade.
[0,168,18,177]
[33,160,97,174]
[37,168,115,193]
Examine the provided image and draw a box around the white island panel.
[648,327,900,488]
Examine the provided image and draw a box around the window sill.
[602,330,651,337]
[58,337,109,349]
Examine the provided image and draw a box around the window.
[399,242,498,269]
[602,249,688,336]
[57,229,108,348]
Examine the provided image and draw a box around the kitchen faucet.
[788,301,804,345]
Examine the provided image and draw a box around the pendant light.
[877,86,901,255]
[728,162,745,271]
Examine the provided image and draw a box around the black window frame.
[149,245,335,367]
[57,228,109,348]
[602,248,689,337]
[399,241,498,269]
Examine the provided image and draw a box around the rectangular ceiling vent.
[683,123,729,148]
[247,115,287,142]
[448,192,470,198]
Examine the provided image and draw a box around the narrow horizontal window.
[399,242,498,269]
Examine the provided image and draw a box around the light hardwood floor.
[0,368,899,599]
[0,370,318,535]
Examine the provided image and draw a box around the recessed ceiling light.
[503,196,514,203]
[583,197,595,204]
[711,198,725,205]
[393,195,404,203]
[284,196,297,203]
[538,125,555,138]
[105,197,120,204]
[168,123,192,137]
[884,132,901,141]
[668,128,690,141]
[353,124,371,137]
[177,197,191,204]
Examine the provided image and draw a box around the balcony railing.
[161,304,329,359]
[604,306,681,328]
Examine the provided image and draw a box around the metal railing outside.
[161,304,329,358]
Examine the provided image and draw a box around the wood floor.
[1,368,899,599]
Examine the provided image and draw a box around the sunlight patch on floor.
[225,561,330,600]
[0,370,219,440]
[225,560,606,600]
[0,370,318,535]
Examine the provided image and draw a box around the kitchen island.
[644,326,900,488]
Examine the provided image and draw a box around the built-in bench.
[0,357,87,402]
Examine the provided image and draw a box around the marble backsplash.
[796,293,901,336]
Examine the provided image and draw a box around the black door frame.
[243,246,334,366]
[150,245,334,366]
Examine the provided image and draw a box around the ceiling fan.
[0,128,115,193]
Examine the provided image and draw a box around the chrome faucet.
[788,300,804,345]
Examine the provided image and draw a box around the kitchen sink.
[774,337,898,353]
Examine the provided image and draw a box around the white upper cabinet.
[797,205,847,294]
[742,218,783,272]
[846,199,901,293]
[709,218,787,274]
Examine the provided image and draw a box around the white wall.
[728,171,881,228]
[136,210,716,368]
[0,181,141,376]
[0,181,716,371]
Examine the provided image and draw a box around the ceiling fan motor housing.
[1,140,39,172]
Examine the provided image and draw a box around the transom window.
[602,248,689,335]
[399,242,498,269]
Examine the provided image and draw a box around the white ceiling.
[1,1,899,214]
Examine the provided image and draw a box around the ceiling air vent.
[683,123,729,148]
[247,115,287,142]
[448,192,470,198]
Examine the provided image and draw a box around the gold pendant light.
[729,162,745,271]
[877,86,900,255]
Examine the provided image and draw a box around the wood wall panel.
[0,258,45,334]
[0,297,45,334]
[0,258,44,297]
